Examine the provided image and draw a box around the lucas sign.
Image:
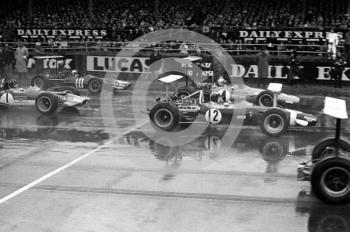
[87,56,150,73]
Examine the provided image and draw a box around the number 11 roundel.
[205,109,222,124]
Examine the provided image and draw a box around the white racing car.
[149,75,318,137]
[0,79,90,114]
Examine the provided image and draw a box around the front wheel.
[311,156,350,204]
[31,76,48,90]
[256,90,274,107]
[88,78,102,94]
[149,103,180,131]
[312,138,350,161]
[260,109,289,137]
[35,93,58,115]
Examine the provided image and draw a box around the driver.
[2,79,18,90]
[210,76,231,103]
[71,70,79,77]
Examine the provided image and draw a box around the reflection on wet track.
[0,92,350,232]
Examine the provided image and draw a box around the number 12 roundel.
[205,109,222,124]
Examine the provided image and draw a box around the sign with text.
[16,28,108,39]
[87,56,151,73]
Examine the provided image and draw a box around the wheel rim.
[259,94,273,107]
[321,167,350,197]
[90,80,101,92]
[34,78,43,88]
[264,114,284,134]
[154,108,174,128]
[37,96,52,112]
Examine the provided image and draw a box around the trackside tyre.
[312,138,350,162]
[35,93,59,115]
[175,87,192,99]
[256,90,274,107]
[260,108,289,137]
[149,103,180,131]
[88,78,102,94]
[31,75,48,90]
[52,86,80,95]
[311,156,350,204]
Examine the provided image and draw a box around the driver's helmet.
[71,70,79,76]
[217,76,226,87]
[8,79,17,89]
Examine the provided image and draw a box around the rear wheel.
[149,103,180,131]
[311,156,350,204]
[88,78,102,94]
[175,87,192,99]
[260,109,288,137]
[35,93,58,114]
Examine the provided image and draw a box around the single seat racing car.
[31,69,131,94]
[0,79,90,115]
[149,75,318,137]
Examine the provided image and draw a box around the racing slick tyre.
[312,138,350,162]
[175,87,192,99]
[35,93,59,115]
[31,75,48,90]
[87,78,102,94]
[260,109,289,137]
[149,103,180,131]
[256,90,274,107]
[311,156,350,204]
[52,86,80,96]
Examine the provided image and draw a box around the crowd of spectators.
[0,0,349,40]
[0,0,348,58]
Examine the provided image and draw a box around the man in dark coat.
[256,47,270,87]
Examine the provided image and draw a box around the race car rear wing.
[323,97,348,153]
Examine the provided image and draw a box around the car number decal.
[204,136,221,151]
[205,109,222,124]
[75,78,84,88]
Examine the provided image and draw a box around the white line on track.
[0,120,148,205]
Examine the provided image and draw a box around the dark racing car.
[31,69,131,95]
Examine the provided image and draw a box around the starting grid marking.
[0,120,148,205]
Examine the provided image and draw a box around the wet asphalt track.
[0,88,350,232]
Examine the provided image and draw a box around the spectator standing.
[33,42,45,74]
[256,47,270,87]
[3,44,14,79]
[327,29,339,59]
[288,50,299,86]
[344,30,350,63]
[14,41,28,80]
[331,52,346,88]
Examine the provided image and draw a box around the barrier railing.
[0,41,335,56]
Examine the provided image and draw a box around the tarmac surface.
[0,84,350,232]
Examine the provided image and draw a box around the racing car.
[298,97,350,204]
[149,75,318,137]
[0,79,90,115]
[31,69,131,95]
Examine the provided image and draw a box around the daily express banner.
[237,29,344,41]
[16,28,108,39]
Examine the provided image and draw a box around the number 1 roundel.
[205,109,222,124]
